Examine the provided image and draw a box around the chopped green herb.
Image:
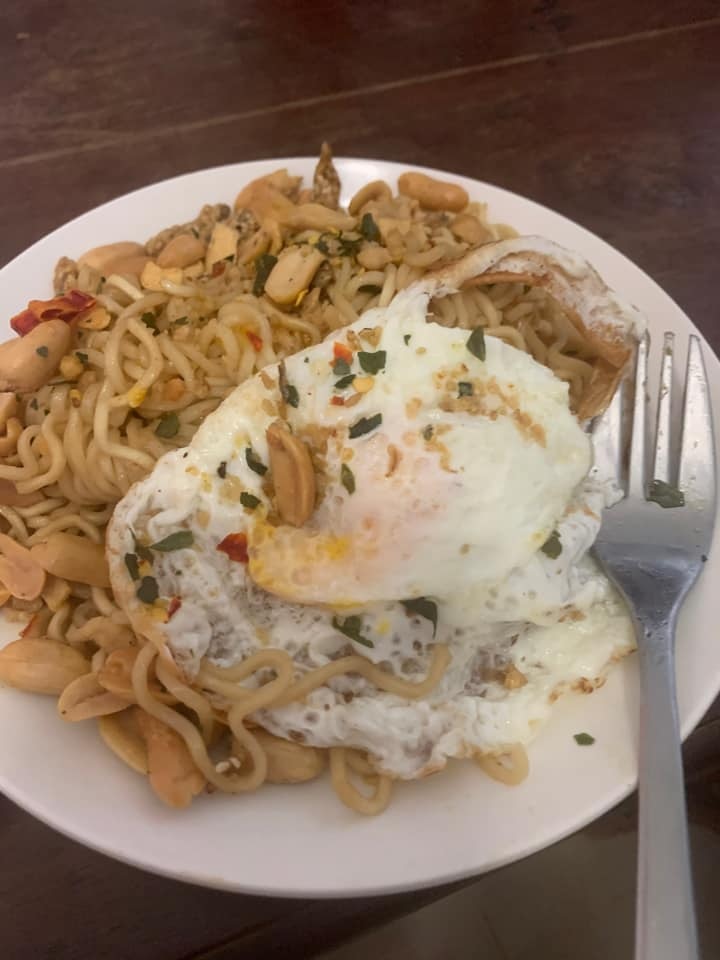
[155,413,180,439]
[281,381,300,408]
[240,492,261,510]
[332,614,373,648]
[541,530,562,559]
[141,311,157,330]
[35,346,49,358]
[338,234,362,257]
[349,413,382,439]
[173,316,189,326]
[253,253,278,296]
[315,234,331,255]
[29,398,39,411]
[75,351,89,365]
[358,350,387,375]
[332,357,351,377]
[245,446,267,476]
[403,334,412,345]
[648,479,685,509]
[217,461,227,479]
[422,424,433,441]
[358,284,382,296]
[341,463,356,494]
[304,356,310,363]
[133,536,154,564]
[359,212,381,242]
[136,576,159,605]
[458,381,473,397]
[574,732,595,746]
[401,597,438,637]
[124,553,140,581]
[334,373,356,390]
[150,530,194,552]
[466,327,486,361]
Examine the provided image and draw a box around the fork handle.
[633,608,699,960]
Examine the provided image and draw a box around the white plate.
[1,158,718,898]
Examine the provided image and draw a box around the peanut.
[266,420,316,527]
[30,532,110,588]
[156,233,206,269]
[0,319,72,393]
[0,638,89,695]
[398,172,469,212]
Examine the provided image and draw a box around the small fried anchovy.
[466,327,486,361]
[648,479,685,508]
[574,732,595,746]
[401,597,438,637]
[240,492,260,509]
[358,350,386,375]
[340,463,356,494]
[136,576,159,604]
[278,360,299,408]
[217,461,228,479]
[332,614,373,648]
[245,446,267,475]
[458,381,473,397]
[348,413,382,439]
[150,530,194,552]
[124,553,140,581]
[253,253,278,297]
[359,212,381,242]
[540,530,562,559]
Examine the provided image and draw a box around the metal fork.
[592,332,716,960]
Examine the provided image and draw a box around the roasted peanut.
[264,246,325,305]
[266,421,316,527]
[348,180,393,215]
[0,319,72,393]
[205,222,239,269]
[98,708,148,775]
[156,233,206,269]
[450,212,491,246]
[78,242,145,274]
[356,244,391,270]
[41,575,72,613]
[136,709,206,808]
[30,532,110,588]
[252,729,325,784]
[0,533,46,600]
[0,478,43,508]
[398,172,469,212]
[58,672,130,721]
[0,638,90,695]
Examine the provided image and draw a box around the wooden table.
[2,3,719,957]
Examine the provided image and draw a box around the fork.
[592,332,716,960]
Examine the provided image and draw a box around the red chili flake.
[217,532,249,563]
[167,596,182,620]
[330,396,345,406]
[211,261,226,278]
[333,341,353,363]
[11,289,97,336]
[246,330,263,351]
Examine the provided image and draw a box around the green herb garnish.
[315,234,331,255]
[358,284,382,296]
[332,357,351,377]
[359,212,381,242]
[648,479,685,509]
[35,346,49,358]
[458,381,473,397]
[422,424,433,441]
[540,530,562,559]
[341,463,356,494]
[150,530,194,552]
[140,312,157,332]
[574,733,595,746]
[253,253,278,296]
[245,446,267,476]
[282,383,299,407]
[173,316,189,326]
[133,536,154,564]
[348,413,382,439]
[75,351,89,365]
[155,413,180,439]
[358,350,386,375]
[29,398,39,411]
[240,492,261,509]
[466,327,486,361]
[401,597,438,637]
[136,576,159,605]
[124,553,140,581]
[332,614,373,648]
[334,373,356,390]
[217,461,227,479]
[403,334,411,345]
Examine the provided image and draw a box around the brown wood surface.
[1,3,719,958]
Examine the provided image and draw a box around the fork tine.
[678,335,716,504]
[628,332,649,500]
[651,332,674,484]
[589,370,625,490]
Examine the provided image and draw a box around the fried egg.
[107,238,639,779]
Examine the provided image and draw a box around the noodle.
[0,151,606,813]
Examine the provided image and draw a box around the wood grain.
[1,3,719,958]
